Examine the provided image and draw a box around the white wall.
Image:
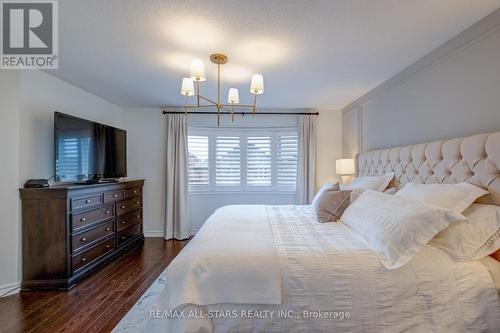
[19,70,123,181]
[343,19,500,153]
[0,71,21,295]
[315,110,343,189]
[122,108,166,236]
[0,70,123,295]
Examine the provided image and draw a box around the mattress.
[143,205,500,332]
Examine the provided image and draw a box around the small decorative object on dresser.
[19,179,145,291]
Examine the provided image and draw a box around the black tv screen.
[54,112,127,182]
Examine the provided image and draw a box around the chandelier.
[180,54,264,126]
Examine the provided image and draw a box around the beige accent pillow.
[311,182,339,206]
[314,188,351,223]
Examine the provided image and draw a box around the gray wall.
[0,70,123,296]
[343,9,500,153]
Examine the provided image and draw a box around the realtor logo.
[1,0,58,69]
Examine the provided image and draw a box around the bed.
[134,132,500,332]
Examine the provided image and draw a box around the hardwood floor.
[0,238,189,333]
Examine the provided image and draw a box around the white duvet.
[145,205,500,332]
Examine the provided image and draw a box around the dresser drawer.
[117,223,142,246]
[72,205,114,232]
[124,187,141,198]
[72,238,114,272]
[71,221,114,254]
[116,197,142,216]
[103,190,125,203]
[117,209,142,232]
[71,194,102,211]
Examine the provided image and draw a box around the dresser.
[19,179,145,291]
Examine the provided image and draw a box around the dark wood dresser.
[19,179,145,291]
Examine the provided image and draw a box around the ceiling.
[49,0,500,109]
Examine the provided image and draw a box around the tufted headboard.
[356,131,500,205]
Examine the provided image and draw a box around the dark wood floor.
[0,238,189,333]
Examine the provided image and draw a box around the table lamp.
[336,158,355,184]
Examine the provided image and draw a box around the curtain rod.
[162,111,319,116]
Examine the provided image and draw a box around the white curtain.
[165,114,190,240]
[296,115,316,204]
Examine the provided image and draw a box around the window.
[188,128,298,192]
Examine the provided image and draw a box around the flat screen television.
[54,112,127,183]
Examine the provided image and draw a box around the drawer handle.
[121,220,126,224]
[136,215,140,218]
[81,257,87,262]
[85,199,92,204]
[105,210,111,214]
[113,194,118,198]
[105,227,111,231]
[121,205,126,209]
[136,228,140,231]
[81,237,87,242]
[106,244,111,248]
[135,201,140,205]
[133,190,137,194]
[80,217,86,222]
[121,236,126,240]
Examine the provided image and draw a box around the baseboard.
[144,231,164,237]
[144,231,198,238]
[0,281,20,297]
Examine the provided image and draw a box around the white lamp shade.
[250,74,264,94]
[227,88,240,104]
[190,59,206,81]
[336,159,355,175]
[181,77,195,96]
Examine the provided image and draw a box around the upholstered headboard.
[356,131,500,205]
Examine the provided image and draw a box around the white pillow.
[430,204,500,261]
[340,190,465,269]
[395,182,488,213]
[344,172,394,192]
[311,182,338,206]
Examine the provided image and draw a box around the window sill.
[189,190,296,196]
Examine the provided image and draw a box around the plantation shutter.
[187,135,209,186]
[215,135,241,185]
[277,134,298,187]
[247,136,272,186]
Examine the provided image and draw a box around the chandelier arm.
[252,94,258,116]
[183,104,216,109]
[196,81,200,107]
[184,95,188,115]
[198,95,218,106]
[217,63,221,109]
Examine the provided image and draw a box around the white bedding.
[164,205,282,310]
[145,205,500,332]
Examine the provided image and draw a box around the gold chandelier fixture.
[180,53,264,126]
